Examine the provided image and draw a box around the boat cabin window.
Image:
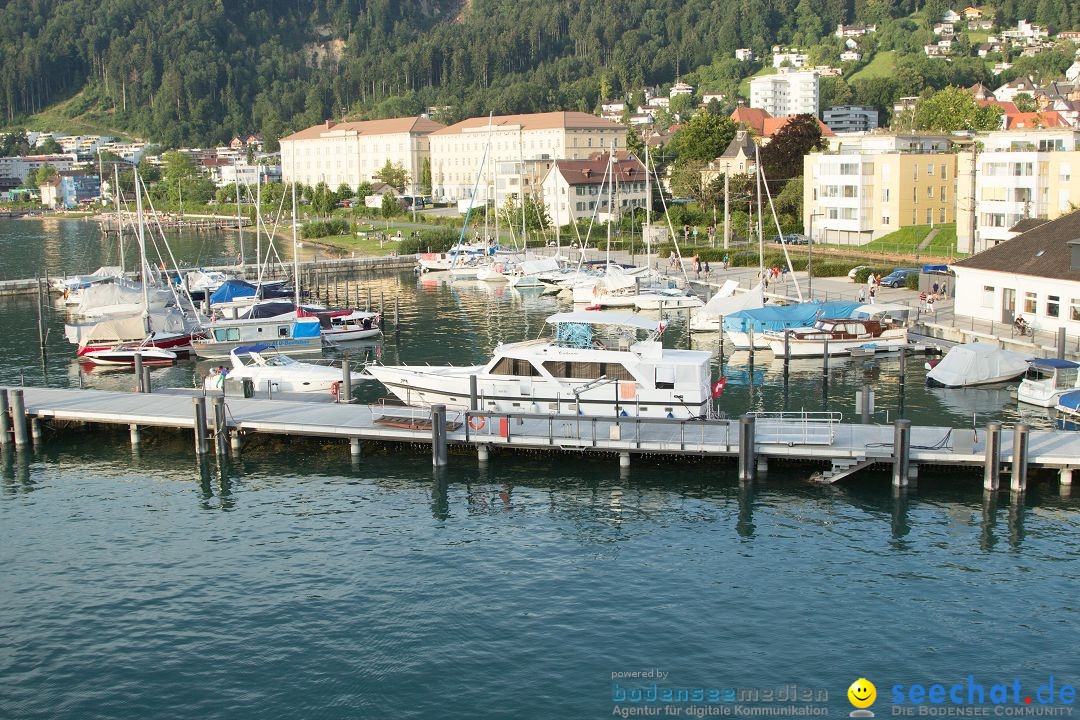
[214,328,241,341]
[655,367,676,389]
[491,357,542,376]
[278,326,289,338]
[1058,368,1079,388]
[543,361,634,381]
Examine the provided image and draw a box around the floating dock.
[2,385,1075,492]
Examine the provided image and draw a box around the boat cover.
[1058,390,1080,412]
[697,282,764,320]
[926,342,1030,387]
[723,301,860,334]
[76,308,190,345]
[1030,358,1080,370]
[210,279,257,304]
[78,280,171,313]
[517,257,561,275]
[292,318,321,338]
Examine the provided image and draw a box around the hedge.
[301,218,350,239]
[396,226,460,254]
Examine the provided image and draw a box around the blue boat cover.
[922,264,950,272]
[210,279,257,304]
[1058,390,1080,411]
[723,301,861,333]
[234,344,272,355]
[291,318,321,338]
[1031,358,1079,369]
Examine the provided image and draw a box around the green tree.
[336,182,353,200]
[1013,93,1037,113]
[38,137,62,154]
[672,112,737,165]
[421,158,432,194]
[914,86,1004,131]
[381,191,398,218]
[375,160,410,193]
[0,132,31,157]
[759,114,827,184]
[626,127,646,158]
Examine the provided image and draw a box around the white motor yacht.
[365,311,713,418]
[1017,359,1080,407]
[204,344,361,395]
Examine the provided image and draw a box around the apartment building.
[540,152,647,224]
[956,129,1080,253]
[279,116,445,191]
[822,106,879,133]
[429,112,624,203]
[0,154,76,184]
[749,69,819,117]
[803,149,957,245]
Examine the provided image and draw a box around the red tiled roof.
[730,107,772,134]
[761,116,835,138]
[282,116,445,141]
[548,153,646,186]
[431,111,621,135]
[1004,111,1070,129]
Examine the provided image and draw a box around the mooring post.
[192,396,209,456]
[860,383,872,424]
[822,337,830,375]
[394,296,400,329]
[469,374,478,411]
[477,443,489,463]
[1058,327,1067,360]
[30,418,41,442]
[0,388,10,446]
[10,389,28,448]
[350,438,362,457]
[340,350,352,403]
[366,287,372,312]
[212,395,228,457]
[142,365,152,395]
[431,404,448,467]
[380,290,385,317]
[892,419,912,488]
[783,330,790,374]
[738,414,755,482]
[133,352,144,393]
[984,421,1001,491]
[899,346,907,383]
[129,424,141,447]
[1059,467,1073,486]
[1011,423,1030,493]
[619,452,630,468]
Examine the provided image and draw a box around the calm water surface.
[2,219,1078,719]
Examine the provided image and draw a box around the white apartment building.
[430,112,625,203]
[824,132,953,154]
[956,129,1080,253]
[750,70,820,118]
[280,116,445,192]
[0,154,77,184]
[772,51,809,68]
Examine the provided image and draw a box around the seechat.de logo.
[849,678,877,717]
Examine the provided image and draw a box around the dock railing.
[745,411,841,445]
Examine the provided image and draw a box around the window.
[982,285,995,308]
[881,188,890,202]
[927,186,934,198]
[940,207,946,223]
[543,361,633,381]
[881,215,891,226]
[1061,164,1072,182]
[926,208,933,224]
[1071,299,1080,322]
[928,163,934,176]
[278,326,289,338]
[940,186,947,202]
[1047,295,1060,318]
[1024,291,1037,313]
[941,163,948,179]
[492,357,541,376]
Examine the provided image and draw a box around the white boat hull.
[726,330,770,351]
[366,365,709,419]
[765,329,909,358]
[324,327,382,342]
[632,294,704,310]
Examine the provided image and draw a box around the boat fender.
[667,412,674,419]
[620,410,628,417]
[468,415,486,430]
[330,381,340,398]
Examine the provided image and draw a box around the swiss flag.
[711,376,727,399]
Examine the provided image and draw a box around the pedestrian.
[693,226,699,243]
[927,294,936,313]
[722,253,730,270]
[869,284,877,305]
[858,288,866,303]
[683,224,690,244]
[704,260,711,279]
[932,282,939,295]
[694,255,701,277]
[669,250,677,269]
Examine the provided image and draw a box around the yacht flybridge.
[365,311,713,418]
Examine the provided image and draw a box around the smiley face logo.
[848,678,877,715]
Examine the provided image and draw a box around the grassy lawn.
[813,223,965,258]
[738,66,778,97]
[300,226,426,255]
[848,51,896,82]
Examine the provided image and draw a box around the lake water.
[2,220,1079,719]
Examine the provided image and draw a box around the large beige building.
[279,116,445,191]
[956,129,1080,254]
[430,112,625,203]
[803,150,957,245]
[540,152,648,224]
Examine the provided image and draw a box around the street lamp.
[808,212,823,299]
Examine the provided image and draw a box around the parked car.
[771,233,809,245]
[879,268,920,288]
[847,265,873,281]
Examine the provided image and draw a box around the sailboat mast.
[291,154,300,310]
[519,129,526,251]
[645,131,652,265]
[235,170,244,267]
[755,144,764,279]
[134,169,150,334]
[113,163,124,274]
[255,167,263,287]
[606,145,614,267]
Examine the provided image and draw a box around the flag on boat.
[711,376,727,398]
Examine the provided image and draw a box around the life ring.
[330,381,340,398]
[468,415,486,430]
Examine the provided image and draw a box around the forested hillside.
[0,0,1073,147]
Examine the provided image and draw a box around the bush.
[905,272,920,290]
[301,219,350,239]
[397,226,460,254]
[852,267,893,284]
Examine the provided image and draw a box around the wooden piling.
[431,404,448,467]
[1011,423,1030,492]
[10,389,28,447]
[192,396,209,456]
[892,419,911,487]
[738,414,755,482]
[984,422,1001,490]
